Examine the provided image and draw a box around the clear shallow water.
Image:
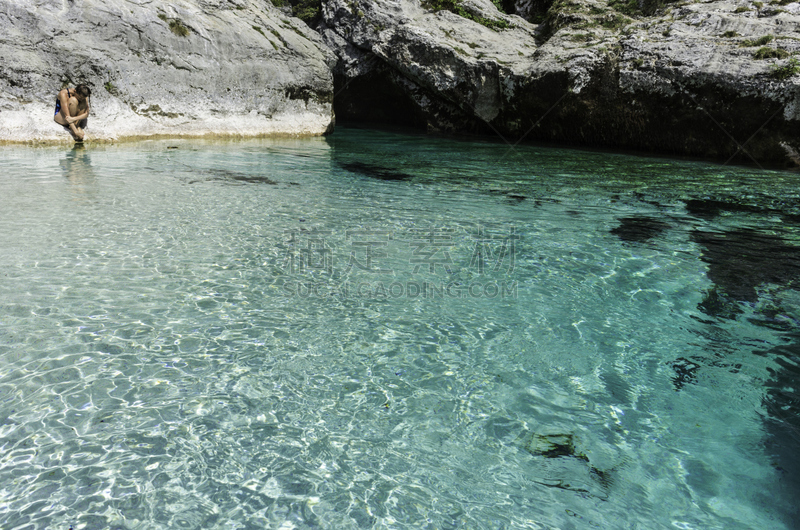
[1,127,799,529]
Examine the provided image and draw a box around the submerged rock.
[339,160,415,180]
[763,346,800,526]
[669,356,701,390]
[0,0,335,142]
[318,0,800,165]
[684,198,766,220]
[187,168,279,185]
[693,228,800,307]
[519,431,588,460]
[611,215,669,242]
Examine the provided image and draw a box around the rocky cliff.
[3,0,799,164]
[318,0,800,166]
[0,0,335,142]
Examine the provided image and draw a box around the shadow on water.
[686,198,800,225]
[611,199,800,527]
[688,208,800,528]
[692,229,800,310]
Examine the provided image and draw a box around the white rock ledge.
[1,101,334,145]
[0,0,335,144]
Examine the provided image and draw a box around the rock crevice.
[318,0,800,165]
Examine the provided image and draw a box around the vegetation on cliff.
[272,0,322,25]
[421,0,511,30]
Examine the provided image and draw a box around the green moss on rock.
[771,57,800,79]
[422,0,510,30]
[288,0,322,25]
[754,46,789,59]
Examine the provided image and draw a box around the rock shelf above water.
[0,0,335,143]
[322,0,800,165]
[2,0,800,165]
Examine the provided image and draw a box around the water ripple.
[1,132,799,528]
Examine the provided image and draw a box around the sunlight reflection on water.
[0,128,799,529]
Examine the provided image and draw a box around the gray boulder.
[319,0,800,165]
[0,0,335,142]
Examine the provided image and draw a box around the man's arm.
[67,112,88,124]
[57,90,90,124]
[66,104,89,124]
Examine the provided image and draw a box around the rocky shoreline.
[2,0,799,165]
[321,0,800,166]
[0,0,335,144]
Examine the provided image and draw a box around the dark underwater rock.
[761,335,800,527]
[225,175,280,184]
[685,198,800,224]
[693,229,800,306]
[339,161,414,181]
[189,169,278,185]
[697,287,743,319]
[611,216,669,243]
[684,199,765,220]
[669,357,701,390]
[519,432,588,460]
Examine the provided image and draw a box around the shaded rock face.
[0,0,335,142]
[318,0,800,165]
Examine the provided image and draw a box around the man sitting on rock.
[54,85,91,141]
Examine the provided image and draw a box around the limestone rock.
[320,0,800,165]
[0,0,335,142]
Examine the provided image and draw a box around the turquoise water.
[1,127,799,529]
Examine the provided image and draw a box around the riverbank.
[321,0,800,167]
[0,0,334,144]
[0,100,333,145]
[2,0,800,165]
